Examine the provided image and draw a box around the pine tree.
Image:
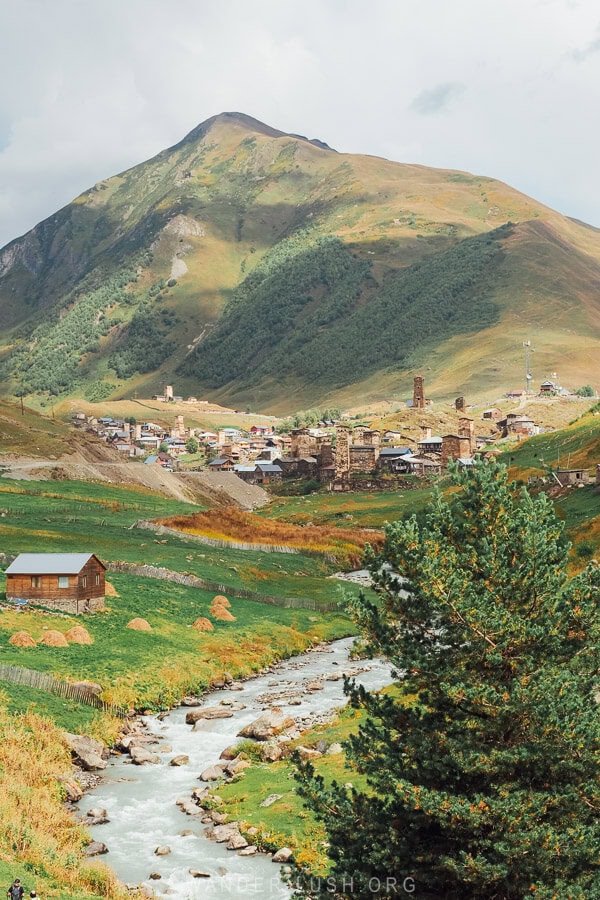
[293,462,600,899]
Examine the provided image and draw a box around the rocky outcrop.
[64,733,107,771]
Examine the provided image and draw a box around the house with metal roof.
[5,553,106,613]
[254,462,283,484]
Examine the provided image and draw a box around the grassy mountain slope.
[0,399,72,457]
[1,111,599,412]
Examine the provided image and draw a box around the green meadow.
[0,571,352,712]
[261,483,435,528]
[0,477,359,715]
[0,477,359,605]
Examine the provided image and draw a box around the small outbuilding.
[5,553,106,614]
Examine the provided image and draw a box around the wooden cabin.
[5,553,106,613]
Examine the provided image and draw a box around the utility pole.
[523,340,533,394]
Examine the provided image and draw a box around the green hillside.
[1,111,600,412]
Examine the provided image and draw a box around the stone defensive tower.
[335,425,352,480]
[413,376,425,410]
[458,416,475,453]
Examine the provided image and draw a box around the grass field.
[0,473,360,898]
[500,403,600,474]
[261,484,435,528]
[0,399,72,458]
[0,679,105,733]
[0,477,362,606]
[0,858,113,900]
[213,685,414,873]
[0,476,362,714]
[0,572,353,711]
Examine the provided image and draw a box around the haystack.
[210,607,236,622]
[126,618,152,631]
[211,594,231,608]
[8,631,37,647]
[104,580,119,597]
[39,630,69,647]
[65,626,94,645]
[192,617,214,632]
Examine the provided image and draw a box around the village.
[70,376,599,492]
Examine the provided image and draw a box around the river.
[81,638,393,899]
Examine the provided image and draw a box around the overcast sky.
[0,0,599,248]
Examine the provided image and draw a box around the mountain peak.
[174,111,335,152]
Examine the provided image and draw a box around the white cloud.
[411,83,466,115]
[0,0,599,247]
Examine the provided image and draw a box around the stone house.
[254,462,283,484]
[5,552,106,613]
[208,457,234,471]
[482,408,503,421]
[441,434,473,468]
[417,427,443,454]
[500,413,537,437]
[378,447,411,472]
[555,468,589,486]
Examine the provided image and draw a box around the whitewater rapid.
[82,638,393,898]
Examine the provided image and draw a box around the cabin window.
[95,574,100,586]
[58,576,69,588]
[31,576,41,588]
[82,575,87,588]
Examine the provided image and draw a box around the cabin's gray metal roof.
[5,553,103,575]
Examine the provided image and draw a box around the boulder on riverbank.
[130,745,160,765]
[169,754,190,767]
[85,841,108,856]
[237,709,295,741]
[83,807,109,825]
[199,763,227,781]
[186,706,234,724]
[64,733,107,771]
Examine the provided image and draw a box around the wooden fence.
[107,561,340,612]
[0,664,127,717]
